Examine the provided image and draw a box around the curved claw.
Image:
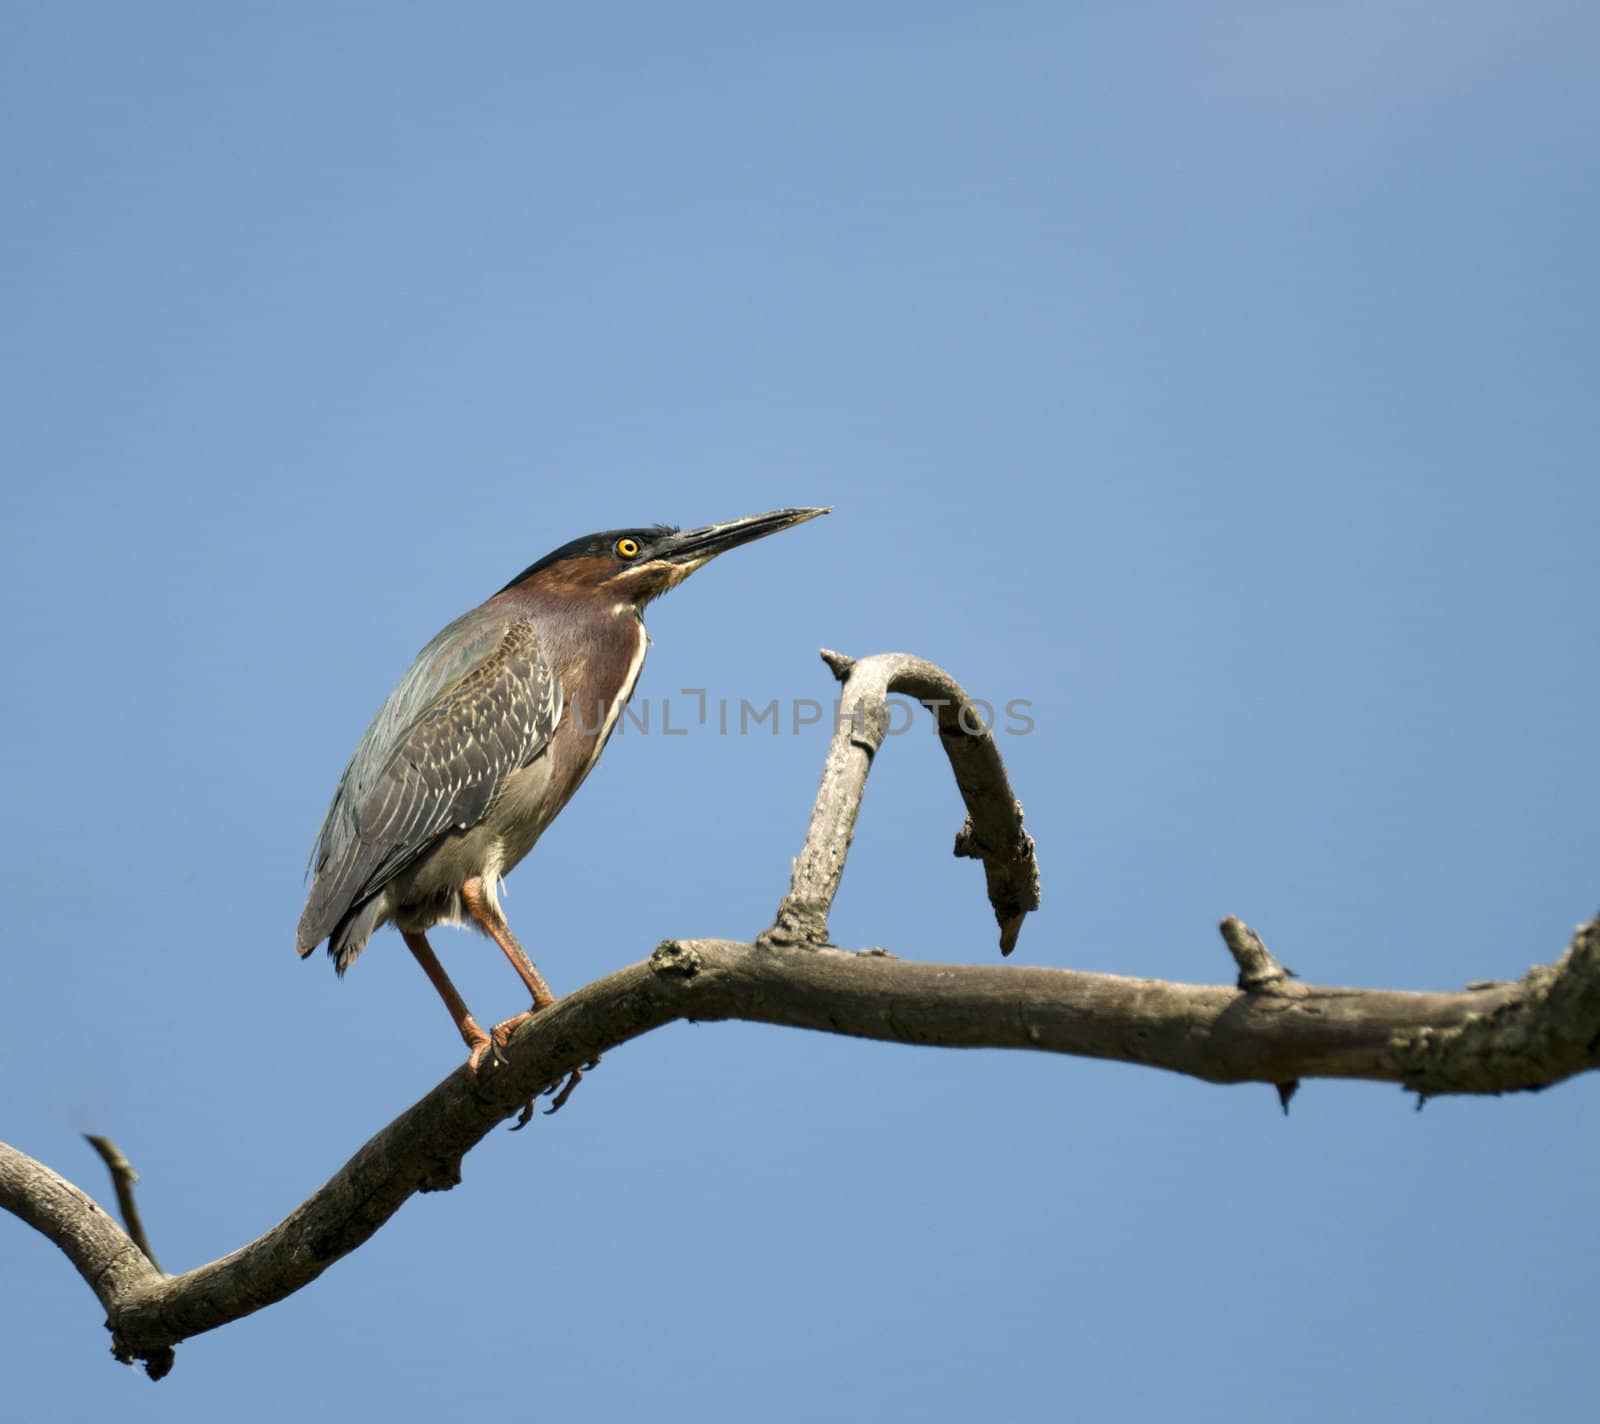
[464,1023,513,1081]
[484,1009,597,1128]
[490,1011,534,1051]
[542,1066,585,1115]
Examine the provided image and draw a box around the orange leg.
[459,876,557,1013]
[402,931,494,1079]
[459,876,590,1123]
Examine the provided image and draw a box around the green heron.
[297,507,827,1106]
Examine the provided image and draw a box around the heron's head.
[498,507,829,609]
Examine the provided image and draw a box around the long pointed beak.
[653,507,829,567]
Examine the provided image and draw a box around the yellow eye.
[615,537,641,559]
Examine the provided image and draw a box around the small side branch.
[762,650,1039,953]
[1219,917,1290,992]
[1217,919,1298,1110]
[83,1136,162,1273]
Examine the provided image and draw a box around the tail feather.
[297,836,382,963]
[328,897,389,976]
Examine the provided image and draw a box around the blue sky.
[3,3,1597,1419]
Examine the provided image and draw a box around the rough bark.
[3,651,1597,1381]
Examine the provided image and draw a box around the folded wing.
[297,612,562,969]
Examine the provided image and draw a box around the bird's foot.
[509,1062,589,1128]
[488,1010,549,1129]
[463,1028,496,1081]
[490,1011,535,1051]
[462,1015,522,1082]
[474,1009,598,1127]
[537,1056,600,1120]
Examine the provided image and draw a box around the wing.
[297,613,562,963]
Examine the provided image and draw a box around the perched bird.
[298,507,827,1106]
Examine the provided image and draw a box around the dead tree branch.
[762,650,1039,953]
[2,649,1597,1381]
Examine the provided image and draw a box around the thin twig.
[83,1136,162,1273]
